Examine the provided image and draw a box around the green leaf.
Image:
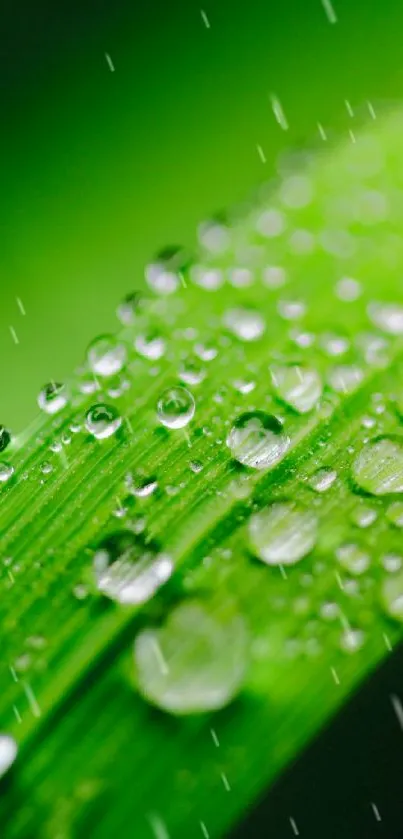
[2,109,403,839]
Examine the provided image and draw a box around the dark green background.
[2,0,403,430]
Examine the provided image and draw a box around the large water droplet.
[133,600,248,714]
[381,571,403,621]
[352,436,403,495]
[38,382,68,415]
[248,500,318,565]
[368,302,403,335]
[85,403,122,440]
[93,531,172,605]
[223,307,265,342]
[87,335,127,377]
[0,735,17,778]
[270,364,322,414]
[226,411,290,470]
[157,386,195,429]
[0,426,11,453]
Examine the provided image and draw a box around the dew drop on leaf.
[336,543,370,575]
[93,531,173,606]
[135,331,166,361]
[340,628,365,654]
[133,600,248,714]
[386,501,403,528]
[381,571,403,621]
[270,363,322,414]
[308,467,337,493]
[116,291,145,325]
[367,301,403,335]
[0,735,17,778]
[352,436,403,495]
[248,501,318,566]
[157,386,195,429]
[85,403,122,440]
[37,382,68,415]
[0,462,14,483]
[327,365,364,394]
[0,426,11,453]
[223,307,266,342]
[226,411,290,470]
[87,334,127,377]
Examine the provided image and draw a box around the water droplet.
[231,378,256,395]
[190,265,224,290]
[386,501,403,528]
[357,333,389,367]
[327,365,364,394]
[352,436,403,495]
[228,267,254,288]
[262,265,287,289]
[320,332,350,357]
[85,404,122,440]
[0,426,11,453]
[40,461,53,475]
[335,277,362,301]
[87,335,127,377]
[146,246,188,294]
[280,175,313,208]
[270,363,322,414]
[38,382,68,415]
[93,531,173,605]
[116,292,145,325]
[277,299,306,321]
[133,600,248,714]
[0,462,14,483]
[194,343,218,362]
[226,411,290,470]
[350,505,377,528]
[248,501,318,565]
[190,460,203,473]
[368,302,403,335]
[179,358,206,386]
[198,219,230,254]
[381,571,403,621]
[157,386,195,429]
[308,467,337,493]
[382,553,402,573]
[135,331,166,360]
[0,735,17,778]
[126,473,158,498]
[223,308,265,342]
[340,628,365,653]
[255,209,285,238]
[336,543,370,575]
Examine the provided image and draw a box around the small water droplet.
[368,302,403,335]
[0,735,17,778]
[381,571,403,621]
[270,363,322,414]
[179,358,206,386]
[0,462,14,483]
[336,543,370,575]
[386,501,403,528]
[126,473,158,498]
[190,460,203,473]
[308,467,337,493]
[248,501,318,565]
[190,265,224,291]
[87,334,127,377]
[255,209,285,238]
[146,246,188,294]
[40,461,53,475]
[93,531,173,605]
[226,411,290,470]
[133,600,248,714]
[335,277,362,302]
[85,403,122,440]
[135,331,166,360]
[198,219,230,254]
[116,292,146,325]
[38,382,68,415]
[157,386,195,429]
[382,553,402,573]
[277,299,306,321]
[350,505,377,528]
[340,628,365,653]
[328,365,364,394]
[320,332,350,357]
[262,265,287,289]
[231,378,256,395]
[352,436,403,495]
[223,307,265,342]
[0,426,11,453]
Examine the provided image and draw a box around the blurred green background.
[2,0,403,430]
